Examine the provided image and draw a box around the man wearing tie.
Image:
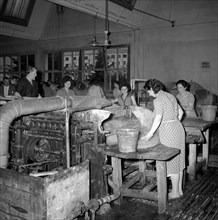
[0,76,16,97]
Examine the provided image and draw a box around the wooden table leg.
[156,161,167,213]
[138,160,146,186]
[188,143,197,181]
[202,129,209,169]
[111,157,123,204]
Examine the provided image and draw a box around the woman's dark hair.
[114,80,120,86]
[144,79,164,94]
[77,82,86,90]
[176,80,190,91]
[120,82,131,92]
[60,76,72,88]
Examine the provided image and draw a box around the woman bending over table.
[143,79,185,199]
[176,80,197,117]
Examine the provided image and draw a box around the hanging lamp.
[89,15,100,46]
[89,0,111,47]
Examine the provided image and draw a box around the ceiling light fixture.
[89,0,111,47]
[89,15,100,47]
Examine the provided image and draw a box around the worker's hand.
[142,132,153,141]
[14,92,21,99]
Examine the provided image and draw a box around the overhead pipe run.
[134,8,175,27]
[0,96,112,168]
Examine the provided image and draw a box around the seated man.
[0,76,16,97]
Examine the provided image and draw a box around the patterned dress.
[154,90,185,175]
[176,91,197,117]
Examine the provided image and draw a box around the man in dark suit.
[0,76,16,97]
[14,66,41,99]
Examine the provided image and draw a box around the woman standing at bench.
[176,80,197,117]
[143,79,185,199]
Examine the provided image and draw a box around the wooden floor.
[161,168,218,220]
[94,167,218,220]
[94,127,218,220]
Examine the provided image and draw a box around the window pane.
[5,56,11,72]
[0,57,4,72]
[1,0,35,26]
[28,54,35,67]
[54,52,61,70]
[48,53,52,70]
[21,55,27,71]
[106,49,117,69]
[73,51,80,69]
[11,56,18,71]
[64,51,72,70]
[48,72,52,81]
[95,50,104,69]
[118,47,128,68]
[54,72,62,83]
[84,50,94,70]
[118,69,128,82]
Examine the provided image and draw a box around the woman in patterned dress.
[176,80,197,117]
[143,79,185,199]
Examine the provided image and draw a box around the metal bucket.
[116,128,139,153]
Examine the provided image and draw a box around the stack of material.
[163,169,218,220]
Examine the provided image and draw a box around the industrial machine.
[0,96,116,219]
[9,111,99,174]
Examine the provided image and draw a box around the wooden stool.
[100,144,180,213]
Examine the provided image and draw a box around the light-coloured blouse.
[56,88,75,98]
[176,91,197,117]
[113,88,122,99]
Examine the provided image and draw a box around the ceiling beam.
[47,0,140,30]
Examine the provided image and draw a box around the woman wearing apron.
[143,79,185,199]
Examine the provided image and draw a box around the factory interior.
[0,0,218,219]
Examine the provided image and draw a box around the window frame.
[0,53,35,81]
[0,0,36,26]
[44,45,130,92]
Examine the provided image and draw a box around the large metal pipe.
[0,96,111,168]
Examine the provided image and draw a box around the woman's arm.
[186,93,195,111]
[131,94,137,106]
[144,114,162,141]
[14,91,22,99]
[111,98,118,103]
[178,104,184,121]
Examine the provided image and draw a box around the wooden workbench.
[99,144,180,213]
[182,117,218,180]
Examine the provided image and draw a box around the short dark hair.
[120,82,131,92]
[26,66,37,74]
[62,76,72,86]
[114,80,120,86]
[144,79,163,94]
[3,76,10,81]
[176,80,190,90]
